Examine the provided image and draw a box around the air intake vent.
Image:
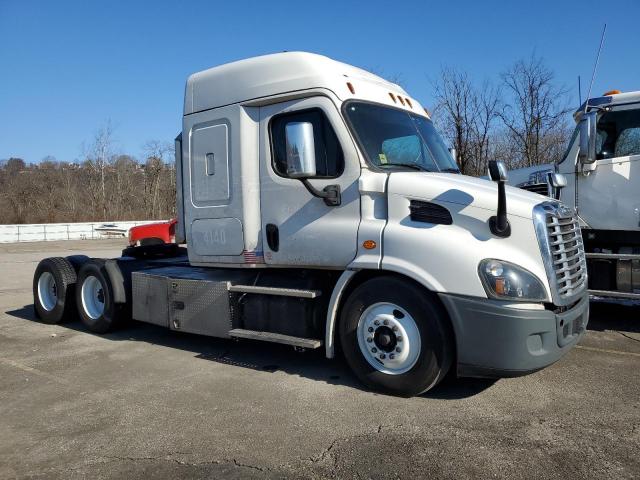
[409,200,452,225]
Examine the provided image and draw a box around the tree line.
[0,125,176,224]
[430,53,574,176]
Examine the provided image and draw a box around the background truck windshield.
[344,101,460,173]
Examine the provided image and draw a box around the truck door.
[259,96,361,267]
[578,107,640,231]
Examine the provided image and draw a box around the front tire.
[339,276,453,397]
[75,260,125,333]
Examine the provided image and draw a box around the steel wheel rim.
[356,302,421,375]
[37,271,57,311]
[81,275,105,320]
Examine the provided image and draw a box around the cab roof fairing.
[183,51,423,116]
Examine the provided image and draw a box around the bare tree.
[431,67,500,175]
[143,140,175,219]
[84,121,116,219]
[499,54,572,167]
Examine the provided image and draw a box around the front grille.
[534,202,587,305]
[546,213,587,299]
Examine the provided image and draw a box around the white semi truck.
[32,53,589,396]
[509,90,640,300]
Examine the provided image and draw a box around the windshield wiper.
[379,163,428,172]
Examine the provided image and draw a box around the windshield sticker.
[378,153,388,164]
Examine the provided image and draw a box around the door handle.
[266,224,279,252]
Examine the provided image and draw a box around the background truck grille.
[520,182,549,196]
[534,202,587,305]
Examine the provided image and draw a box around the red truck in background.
[128,219,178,246]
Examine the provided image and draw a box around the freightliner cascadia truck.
[32,52,589,396]
[509,90,640,300]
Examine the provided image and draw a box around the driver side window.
[596,109,640,159]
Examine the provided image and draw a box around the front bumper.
[438,292,589,378]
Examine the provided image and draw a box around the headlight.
[478,259,548,302]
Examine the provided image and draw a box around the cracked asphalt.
[1,240,639,479]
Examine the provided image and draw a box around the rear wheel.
[339,276,453,397]
[76,260,125,333]
[33,257,78,324]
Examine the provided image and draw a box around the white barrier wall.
[0,221,162,243]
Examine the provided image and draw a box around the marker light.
[347,82,355,94]
[603,89,621,96]
[405,98,413,108]
[363,240,377,250]
[389,92,397,103]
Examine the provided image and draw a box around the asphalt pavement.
[0,240,638,479]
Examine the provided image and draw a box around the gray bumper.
[438,292,589,378]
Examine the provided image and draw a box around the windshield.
[343,101,460,173]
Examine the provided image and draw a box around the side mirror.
[547,172,567,200]
[548,172,567,189]
[448,147,457,164]
[285,121,317,177]
[487,160,510,238]
[578,111,598,164]
[284,120,341,207]
[488,160,508,182]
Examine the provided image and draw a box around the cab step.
[228,284,321,298]
[228,328,322,349]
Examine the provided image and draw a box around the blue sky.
[1,0,639,163]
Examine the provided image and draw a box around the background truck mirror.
[578,111,598,164]
[285,121,317,177]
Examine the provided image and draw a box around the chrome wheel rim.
[37,271,57,311]
[357,302,421,375]
[81,275,105,320]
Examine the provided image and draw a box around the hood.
[387,172,547,220]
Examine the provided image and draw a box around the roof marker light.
[603,89,621,96]
[347,82,355,94]
[405,98,413,108]
[398,96,405,106]
[389,92,397,103]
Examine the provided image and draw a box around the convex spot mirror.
[285,121,317,177]
[548,172,567,188]
[578,111,598,164]
[488,160,508,182]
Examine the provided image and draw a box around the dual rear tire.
[33,257,78,324]
[75,260,124,333]
[33,257,124,333]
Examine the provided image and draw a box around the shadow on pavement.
[587,300,640,333]
[7,304,495,399]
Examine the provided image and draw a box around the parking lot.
[0,240,638,479]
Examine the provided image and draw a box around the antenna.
[583,23,607,114]
[578,75,582,107]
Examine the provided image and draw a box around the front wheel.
[339,276,453,397]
